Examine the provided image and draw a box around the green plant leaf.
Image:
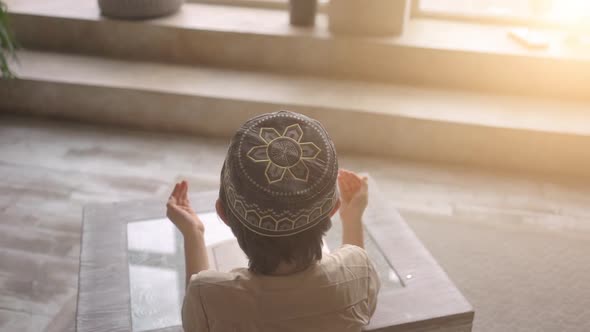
[0,0,17,78]
[0,26,16,53]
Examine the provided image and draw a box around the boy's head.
[216,111,340,274]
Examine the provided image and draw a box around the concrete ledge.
[2,50,590,180]
[6,0,590,100]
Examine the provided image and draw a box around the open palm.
[166,180,204,236]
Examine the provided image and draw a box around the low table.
[77,179,473,331]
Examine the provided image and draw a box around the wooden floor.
[0,114,589,332]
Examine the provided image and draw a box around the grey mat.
[406,212,590,332]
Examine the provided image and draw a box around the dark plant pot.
[289,0,318,27]
[98,0,184,20]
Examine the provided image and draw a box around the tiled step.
[6,0,590,100]
[2,50,590,179]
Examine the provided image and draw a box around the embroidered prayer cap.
[221,110,339,237]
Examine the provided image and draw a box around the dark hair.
[219,185,332,275]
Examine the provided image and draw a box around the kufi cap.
[222,111,338,237]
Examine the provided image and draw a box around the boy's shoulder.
[188,268,250,289]
[326,244,371,267]
[321,244,374,280]
[334,244,369,257]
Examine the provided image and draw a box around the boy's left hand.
[166,180,205,237]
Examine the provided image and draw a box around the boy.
[167,111,380,331]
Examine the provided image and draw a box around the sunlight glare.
[548,0,590,25]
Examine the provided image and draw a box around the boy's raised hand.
[166,180,205,237]
[337,169,368,224]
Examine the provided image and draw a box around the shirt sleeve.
[182,277,210,332]
[332,245,381,318]
[366,250,381,317]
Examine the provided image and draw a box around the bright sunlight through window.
[419,0,590,27]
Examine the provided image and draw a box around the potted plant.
[289,0,318,27]
[98,0,184,19]
[327,0,411,36]
[0,0,17,78]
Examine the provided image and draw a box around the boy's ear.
[215,199,231,226]
[329,198,341,217]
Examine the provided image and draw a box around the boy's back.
[182,244,380,332]
[166,111,381,332]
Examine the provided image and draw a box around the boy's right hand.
[166,180,205,238]
[337,169,368,224]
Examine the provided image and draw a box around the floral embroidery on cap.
[247,124,321,184]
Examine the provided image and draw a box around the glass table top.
[127,212,402,332]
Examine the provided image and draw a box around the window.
[414,0,590,28]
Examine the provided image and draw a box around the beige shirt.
[182,245,381,332]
